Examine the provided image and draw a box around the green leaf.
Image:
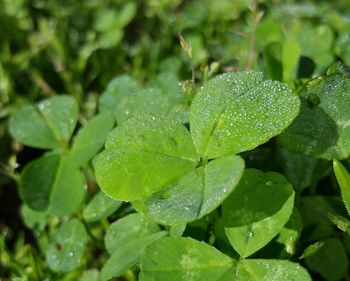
[21,204,48,230]
[300,241,324,259]
[235,259,311,281]
[105,213,161,254]
[99,75,140,121]
[296,24,334,74]
[328,213,350,233]
[118,2,137,27]
[20,154,86,217]
[280,148,330,192]
[333,160,350,216]
[190,71,300,159]
[140,237,234,281]
[144,155,244,225]
[282,41,300,83]
[276,207,303,255]
[222,169,295,258]
[256,16,283,50]
[170,223,187,237]
[99,75,184,124]
[262,42,282,81]
[46,219,87,272]
[149,73,188,123]
[101,231,166,281]
[94,9,120,32]
[132,88,178,119]
[83,192,122,223]
[299,196,343,242]
[148,72,184,103]
[305,238,349,281]
[68,112,115,168]
[79,269,100,281]
[9,96,78,149]
[95,115,199,201]
[94,2,135,32]
[279,62,350,159]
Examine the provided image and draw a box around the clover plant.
[7,62,350,280]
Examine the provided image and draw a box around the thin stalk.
[29,247,41,281]
[247,0,262,69]
[81,220,105,250]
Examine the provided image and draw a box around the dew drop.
[266,181,273,186]
[68,251,74,257]
[246,231,254,238]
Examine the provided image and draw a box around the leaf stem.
[81,220,105,250]
[247,0,262,69]
[29,247,41,281]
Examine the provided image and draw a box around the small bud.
[178,33,192,60]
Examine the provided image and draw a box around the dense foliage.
[2,1,350,280]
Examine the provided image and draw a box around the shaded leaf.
[279,62,350,160]
[20,153,86,217]
[222,169,295,258]
[277,207,303,255]
[300,241,324,259]
[21,204,48,230]
[262,42,282,81]
[280,148,330,192]
[305,238,348,281]
[328,213,350,233]
[299,196,346,242]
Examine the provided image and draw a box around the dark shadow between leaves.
[279,96,338,158]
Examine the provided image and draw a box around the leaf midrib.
[143,260,233,272]
[201,79,264,158]
[111,147,199,164]
[34,104,63,143]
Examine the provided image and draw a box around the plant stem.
[247,0,261,69]
[81,220,105,250]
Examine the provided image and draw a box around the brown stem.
[247,0,262,69]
